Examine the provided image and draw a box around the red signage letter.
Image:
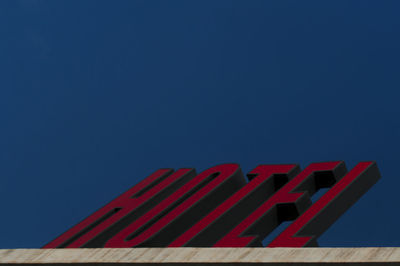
[105,164,245,247]
[43,168,196,248]
[268,161,380,247]
[214,161,346,247]
[169,164,300,247]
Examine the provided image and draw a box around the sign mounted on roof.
[43,161,380,248]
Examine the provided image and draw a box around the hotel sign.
[44,161,380,248]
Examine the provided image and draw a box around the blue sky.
[1,0,399,248]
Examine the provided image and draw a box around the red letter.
[43,168,196,248]
[105,164,245,247]
[169,164,299,247]
[268,161,380,247]
[214,161,346,247]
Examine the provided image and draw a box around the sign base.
[1,248,399,265]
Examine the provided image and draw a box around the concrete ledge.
[1,248,400,265]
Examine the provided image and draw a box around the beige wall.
[1,248,400,265]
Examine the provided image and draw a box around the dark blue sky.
[1,0,399,248]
